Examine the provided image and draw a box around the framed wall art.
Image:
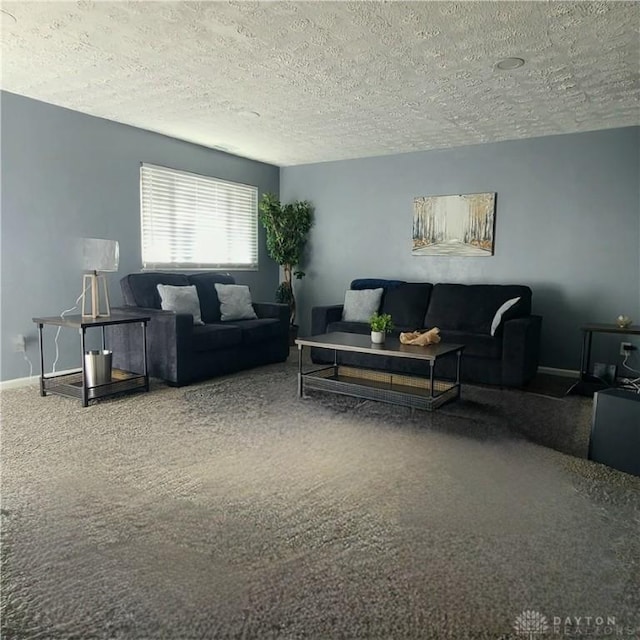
[412,192,496,256]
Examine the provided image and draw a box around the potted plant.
[370,312,394,344]
[258,193,313,343]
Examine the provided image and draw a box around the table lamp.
[81,238,120,318]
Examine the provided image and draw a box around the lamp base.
[81,272,111,319]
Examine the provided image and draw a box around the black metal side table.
[567,322,640,396]
[32,313,150,407]
[578,323,640,379]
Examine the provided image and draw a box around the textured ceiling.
[2,1,639,166]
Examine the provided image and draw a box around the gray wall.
[281,127,640,371]
[1,91,280,381]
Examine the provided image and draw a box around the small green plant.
[370,312,394,334]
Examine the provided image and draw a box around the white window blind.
[140,163,258,270]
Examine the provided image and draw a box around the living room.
[2,2,639,638]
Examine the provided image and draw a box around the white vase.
[371,330,385,344]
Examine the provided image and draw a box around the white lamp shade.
[82,238,120,272]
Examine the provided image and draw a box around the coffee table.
[295,332,464,412]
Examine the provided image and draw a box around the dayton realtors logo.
[513,610,637,637]
[514,610,549,639]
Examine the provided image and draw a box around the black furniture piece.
[589,388,640,476]
[567,322,640,397]
[297,331,464,412]
[108,272,290,386]
[311,279,542,387]
[33,313,150,407]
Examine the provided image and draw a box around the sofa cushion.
[438,330,503,359]
[192,323,242,352]
[327,322,419,337]
[381,283,433,329]
[350,278,405,291]
[157,284,204,325]
[424,284,532,335]
[342,288,383,322]
[187,273,236,323]
[121,273,190,309]
[234,318,283,346]
[215,284,258,321]
[327,321,371,336]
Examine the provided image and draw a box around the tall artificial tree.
[258,193,313,326]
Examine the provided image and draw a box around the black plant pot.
[289,324,299,347]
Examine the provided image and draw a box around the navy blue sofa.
[108,272,289,386]
[311,279,542,387]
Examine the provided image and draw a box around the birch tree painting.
[412,193,496,256]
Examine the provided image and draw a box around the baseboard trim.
[0,368,78,391]
[538,366,579,378]
[0,376,38,390]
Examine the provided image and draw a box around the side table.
[567,322,640,396]
[32,313,150,407]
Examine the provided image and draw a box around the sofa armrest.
[253,301,289,329]
[501,315,542,387]
[109,306,194,384]
[311,304,344,335]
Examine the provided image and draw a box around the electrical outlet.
[12,334,26,352]
[620,341,633,356]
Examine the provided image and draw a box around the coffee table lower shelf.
[301,365,460,412]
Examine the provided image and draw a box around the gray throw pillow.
[214,283,258,321]
[157,284,204,325]
[342,288,383,323]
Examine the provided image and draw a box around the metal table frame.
[33,312,150,407]
[578,322,640,380]
[566,322,640,397]
[296,332,464,412]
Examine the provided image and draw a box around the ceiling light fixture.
[495,57,525,71]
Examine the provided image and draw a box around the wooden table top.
[296,331,464,362]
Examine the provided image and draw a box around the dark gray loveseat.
[108,272,289,386]
[311,279,542,387]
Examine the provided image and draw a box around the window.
[140,163,258,270]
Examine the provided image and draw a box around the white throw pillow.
[214,283,258,321]
[157,284,204,325]
[490,297,521,336]
[342,288,384,323]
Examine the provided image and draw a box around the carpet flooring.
[521,372,577,399]
[1,359,639,639]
